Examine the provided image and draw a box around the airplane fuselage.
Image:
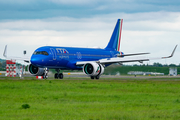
[31,46,120,70]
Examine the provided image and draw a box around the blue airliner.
[3,19,177,79]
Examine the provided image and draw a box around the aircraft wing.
[76,57,149,66]
[76,45,177,66]
[3,45,30,63]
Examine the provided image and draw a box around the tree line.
[0,60,6,71]
[104,63,180,75]
[131,62,179,67]
[0,59,25,71]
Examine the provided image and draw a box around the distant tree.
[169,64,176,67]
[1,61,6,69]
[140,64,146,66]
[163,64,168,67]
[153,62,163,67]
[133,64,138,66]
[0,62,2,68]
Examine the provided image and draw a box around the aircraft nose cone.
[30,56,39,65]
[31,55,46,67]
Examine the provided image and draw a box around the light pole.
[23,50,26,76]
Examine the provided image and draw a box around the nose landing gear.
[43,68,49,79]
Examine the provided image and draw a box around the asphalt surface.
[63,74,180,79]
[0,71,180,79]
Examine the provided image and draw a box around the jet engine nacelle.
[83,62,104,77]
[28,64,45,76]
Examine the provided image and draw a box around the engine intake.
[83,62,104,77]
[28,64,45,76]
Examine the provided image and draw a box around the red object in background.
[6,60,16,64]
[36,76,43,79]
[6,60,16,77]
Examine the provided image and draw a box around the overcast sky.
[0,0,179,65]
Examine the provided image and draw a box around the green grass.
[1,77,180,120]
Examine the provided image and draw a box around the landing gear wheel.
[54,73,58,79]
[59,73,63,79]
[91,76,94,79]
[44,75,48,79]
[95,76,100,79]
[54,69,64,79]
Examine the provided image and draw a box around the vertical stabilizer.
[105,19,123,51]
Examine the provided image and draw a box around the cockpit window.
[33,51,49,55]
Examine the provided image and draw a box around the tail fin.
[105,19,123,51]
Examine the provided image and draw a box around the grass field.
[1,77,180,120]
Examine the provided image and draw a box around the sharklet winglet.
[3,45,7,58]
[162,45,178,59]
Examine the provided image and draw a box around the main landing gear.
[90,76,100,79]
[54,69,63,79]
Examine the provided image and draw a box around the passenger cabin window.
[33,51,49,55]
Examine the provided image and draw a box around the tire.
[59,73,63,79]
[95,76,100,79]
[91,76,94,79]
[54,73,58,79]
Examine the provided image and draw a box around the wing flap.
[99,57,149,64]
[117,52,150,57]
